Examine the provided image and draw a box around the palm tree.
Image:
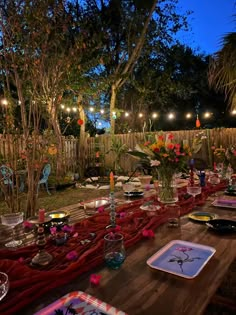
[208,29,236,109]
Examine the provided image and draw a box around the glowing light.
[60,104,65,109]
[100,109,105,114]
[152,113,158,119]
[204,112,211,118]
[89,107,94,112]
[98,122,102,126]
[231,109,236,115]
[1,99,8,106]
[186,113,192,119]
[168,113,175,120]
[138,113,143,118]
[125,112,129,117]
[112,111,116,115]
[66,107,71,113]
[72,107,77,112]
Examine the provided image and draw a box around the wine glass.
[0,272,9,301]
[123,182,135,203]
[187,186,202,208]
[1,212,24,248]
[208,172,220,197]
[104,233,126,270]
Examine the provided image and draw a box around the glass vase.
[157,172,178,204]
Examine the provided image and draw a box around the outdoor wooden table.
[21,192,236,315]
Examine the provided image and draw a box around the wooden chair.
[37,163,51,195]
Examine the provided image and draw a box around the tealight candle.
[38,208,45,223]
[110,171,114,193]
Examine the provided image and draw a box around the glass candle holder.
[104,233,126,270]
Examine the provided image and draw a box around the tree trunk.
[110,84,117,134]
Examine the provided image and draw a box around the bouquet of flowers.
[212,146,227,164]
[128,133,192,202]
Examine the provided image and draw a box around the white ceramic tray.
[212,199,236,209]
[147,240,215,279]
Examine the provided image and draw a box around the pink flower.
[119,212,126,218]
[167,143,175,150]
[66,250,78,261]
[97,206,105,213]
[18,257,24,264]
[175,158,179,162]
[50,226,57,235]
[142,229,155,238]
[144,141,151,146]
[90,274,102,286]
[72,232,78,237]
[115,225,121,232]
[62,225,73,233]
[176,247,192,252]
[23,221,33,229]
[158,135,164,141]
[167,133,174,140]
[109,232,115,239]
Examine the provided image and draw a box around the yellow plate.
[188,212,217,222]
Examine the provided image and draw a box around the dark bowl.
[206,219,236,233]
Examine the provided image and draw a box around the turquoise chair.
[0,165,14,191]
[37,164,51,195]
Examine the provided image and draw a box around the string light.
[125,112,129,117]
[60,104,65,109]
[66,107,71,113]
[168,113,175,120]
[100,109,105,114]
[186,113,192,119]
[231,109,236,115]
[72,107,77,112]
[152,113,158,119]
[89,107,94,112]
[1,99,8,106]
[138,113,143,118]
[204,112,211,118]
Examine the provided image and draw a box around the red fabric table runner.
[0,183,226,315]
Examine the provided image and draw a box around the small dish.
[212,199,236,209]
[206,219,236,233]
[188,212,217,222]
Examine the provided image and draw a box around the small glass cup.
[167,203,181,227]
[0,272,9,301]
[104,233,126,270]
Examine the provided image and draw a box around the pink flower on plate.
[142,229,155,238]
[90,274,102,286]
[66,250,78,261]
[97,206,105,213]
[176,247,192,252]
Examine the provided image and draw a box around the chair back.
[42,163,51,180]
[0,165,13,185]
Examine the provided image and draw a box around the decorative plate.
[147,240,216,279]
[206,219,236,233]
[212,199,236,209]
[140,204,161,212]
[34,291,127,315]
[188,212,217,222]
[124,191,144,197]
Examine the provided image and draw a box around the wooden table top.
[22,191,236,315]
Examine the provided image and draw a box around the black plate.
[206,219,236,233]
[224,190,236,196]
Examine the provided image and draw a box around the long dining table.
[0,182,236,315]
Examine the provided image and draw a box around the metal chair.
[37,163,51,195]
[0,165,14,191]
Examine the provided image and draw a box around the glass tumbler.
[104,233,126,270]
[0,272,9,301]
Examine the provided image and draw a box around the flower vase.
[157,172,178,204]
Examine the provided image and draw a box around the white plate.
[140,204,161,212]
[147,240,215,279]
[212,200,236,209]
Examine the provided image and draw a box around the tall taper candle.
[110,171,114,192]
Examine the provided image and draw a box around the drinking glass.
[1,212,24,248]
[187,186,202,208]
[123,182,135,203]
[208,172,220,197]
[0,272,9,301]
[104,233,126,270]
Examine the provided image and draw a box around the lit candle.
[110,171,114,193]
[38,208,45,223]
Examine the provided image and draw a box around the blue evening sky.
[177,0,235,55]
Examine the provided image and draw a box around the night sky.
[177,0,235,55]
